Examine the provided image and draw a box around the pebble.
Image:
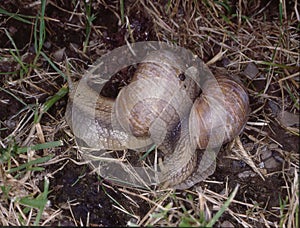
[238,170,257,179]
[264,157,281,170]
[220,220,235,227]
[243,62,259,79]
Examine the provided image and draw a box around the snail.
[65,49,250,189]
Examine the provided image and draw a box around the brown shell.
[190,74,250,149]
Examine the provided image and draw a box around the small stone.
[258,162,264,168]
[264,157,281,170]
[232,160,247,169]
[4,119,17,129]
[53,47,66,62]
[43,41,51,49]
[220,220,235,227]
[267,100,280,116]
[238,170,257,179]
[9,26,18,35]
[277,111,300,127]
[261,148,272,160]
[243,62,259,79]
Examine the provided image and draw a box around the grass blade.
[16,140,63,154]
[139,144,156,161]
[0,8,33,24]
[120,0,125,24]
[206,184,240,227]
[19,177,50,225]
[7,155,54,173]
[40,52,67,80]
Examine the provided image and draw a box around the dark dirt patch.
[0,90,22,138]
[48,160,148,226]
[215,150,285,208]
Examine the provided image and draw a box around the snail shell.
[66,50,250,189]
[114,50,200,153]
[160,72,250,189]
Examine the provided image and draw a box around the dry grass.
[0,0,299,226]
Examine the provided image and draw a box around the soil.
[47,160,147,226]
[0,0,298,226]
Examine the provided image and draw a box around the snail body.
[66,50,250,189]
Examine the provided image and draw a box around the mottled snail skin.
[65,50,250,189]
[65,79,154,151]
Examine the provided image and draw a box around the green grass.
[279,195,289,227]
[0,2,66,223]
[139,144,156,161]
[16,141,63,154]
[33,0,46,66]
[149,201,173,221]
[206,184,239,227]
[141,184,240,227]
[1,140,62,177]
[37,85,69,122]
[83,0,96,53]
[18,177,50,226]
[0,8,34,24]
[4,28,29,77]
[214,0,232,15]
[278,0,283,25]
[120,0,125,24]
